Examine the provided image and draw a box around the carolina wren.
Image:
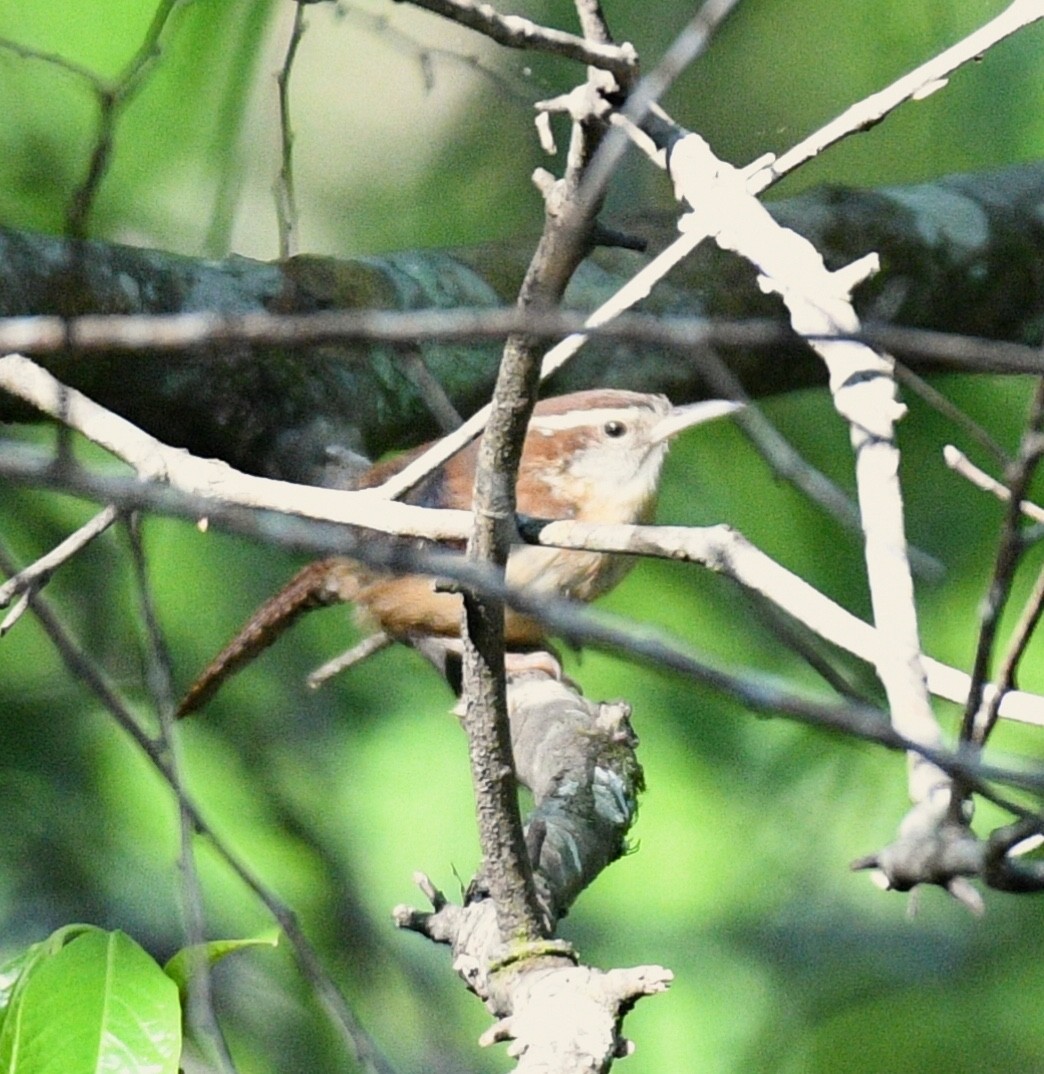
[177,389,740,715]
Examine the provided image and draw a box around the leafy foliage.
[0,926,181,1074]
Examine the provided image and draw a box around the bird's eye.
[603,420,627,438]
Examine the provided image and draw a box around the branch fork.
[394,673,655,1066]
[852,795,1044,912]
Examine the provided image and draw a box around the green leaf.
[0,928,180,1074]
[163,928,279,997]
[0,947,35,1018]
[0,925,99,1024]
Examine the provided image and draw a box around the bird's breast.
[505,544,634,603]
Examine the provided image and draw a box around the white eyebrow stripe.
[529,407,650,433]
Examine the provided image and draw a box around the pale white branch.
[536,520,1044,728]
[307,631,392,689]
[668,134,942,805]
[944,444,1044,524]
[0,503,120,632]
[0,353,472,541]
[749,0,1044,191]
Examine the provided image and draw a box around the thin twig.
[894,362,1011,470]
[695,348,945,578]
[959,381,1044,745]
[733,402,934,585]
[0,504,121,630]
[66,0,188,237]
[487,568,1044,809]
[307,631,391,688]
[0,538,398,1074]
[125,516,237,1074]
[341,2,548,102]
[397,348,463,431]
[978,562,1044,744]
[276,3,308,259]
[749,0,1044,193]
[944,446,1044,524]
[739,587,877,705]
[0,37,107,87]
[572,0,613,45]
[393,0,637,79]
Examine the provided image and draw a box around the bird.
[176,388,741,715]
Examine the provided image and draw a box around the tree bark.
[0,161,1040,480]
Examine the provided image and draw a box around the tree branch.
[391,0,638,79]
[0,163,1040,481]
[457,15,628,945]
[752,0,1044,191]
[395,675,666,1068]
[5,361,1044,734]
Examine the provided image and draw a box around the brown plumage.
[177,389,740,715]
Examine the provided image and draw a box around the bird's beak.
[653,399,744,444]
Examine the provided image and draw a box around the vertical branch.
[978,563,1044,745]
[847,375,943,804]
[960,380,1044,747]
[124,517,236,1074]
[67,0,187,238]
[0,535,397,1074]
[276,2,309,259]
[668,134,943,806]
[458,6,624,944]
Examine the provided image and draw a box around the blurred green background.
[1,1,1043,1072]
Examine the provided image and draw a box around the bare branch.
[529,519,1044,729]
[0,504,120,632]
[69,0,187,237]
[669,133,942,805]
[343,4,540,103]
[456,15,630,944]
[2,308,1043,375]
[124,516,237,1073]
[980,563,1044,743]
[397,348,464,431]
[945,445,1044,524]
[0,353,472,541]
[0,538,397,1074]
[275,2,309,259]
[694,349,885,569]
[750,0,1044,192]
[960,382,1044,745]
[391,0,638,78]
[307,630,392,688]
[895,363,1011,469]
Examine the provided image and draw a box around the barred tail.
[176,556,358,717]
